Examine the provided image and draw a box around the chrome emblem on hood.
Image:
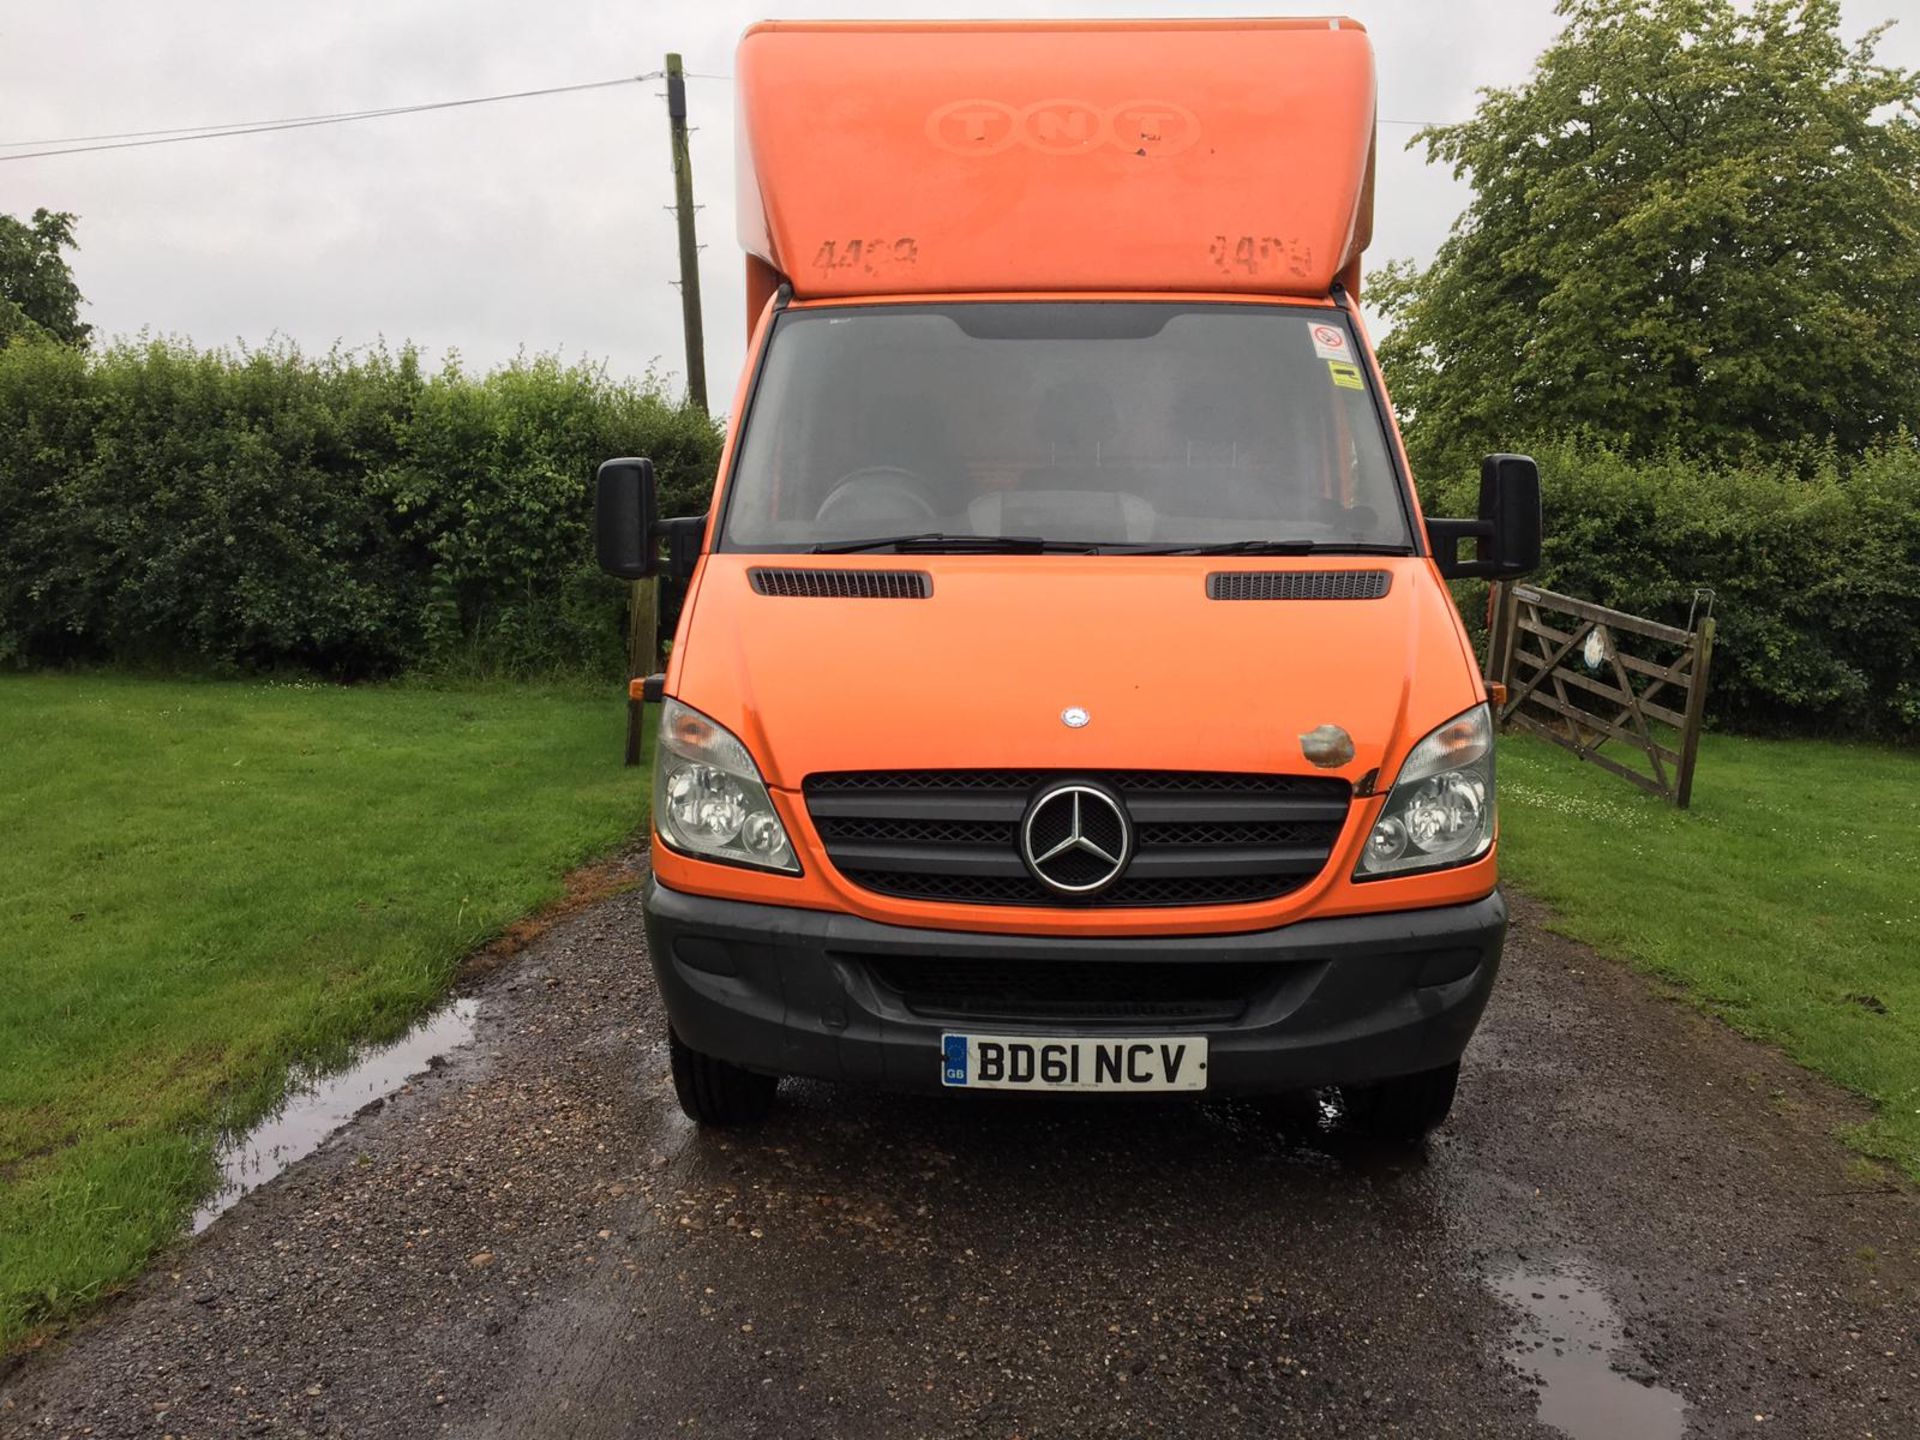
[1020,783,1132,896]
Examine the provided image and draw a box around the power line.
[0,74,659,162]
[1,106,402,149]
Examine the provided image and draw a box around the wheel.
[669,1027,777,1127]
[1341,1061,1460,1141]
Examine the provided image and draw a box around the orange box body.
[735,18,1377,305]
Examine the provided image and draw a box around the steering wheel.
[813,466,941,526]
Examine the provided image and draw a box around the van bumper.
[642,880,1505,1095]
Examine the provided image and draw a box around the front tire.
[1342,1061,1460,1141]
[669,1028,777,1127]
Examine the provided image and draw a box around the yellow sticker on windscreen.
[1328,360,1365,390]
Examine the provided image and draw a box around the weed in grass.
[1846,1157,1890,1188]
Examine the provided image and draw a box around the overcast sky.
[4,1,1914,408]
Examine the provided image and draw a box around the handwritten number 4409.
[813,238,919,272]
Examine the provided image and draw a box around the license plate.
[940,1033,1208,1092]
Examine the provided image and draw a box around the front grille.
[1206,570,1392,601]
[859,955,1278,1022]
[748,567,931,599]
[818,816,1009,848]
[805,769,1351,909]
[838,869,1293,907]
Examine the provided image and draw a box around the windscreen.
[719,303,1413,553]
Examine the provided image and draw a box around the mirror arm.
[658,515,708,581]
[1427,517,1501,579]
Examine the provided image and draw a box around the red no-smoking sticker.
[1308,322,1350,360]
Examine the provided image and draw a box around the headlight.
[1355,704,1494,879]
[654,698,799,873]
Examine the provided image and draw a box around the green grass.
[1497,729,1920,1177]
[0,673,647,1348]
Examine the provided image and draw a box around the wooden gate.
[1486,584,1716,808]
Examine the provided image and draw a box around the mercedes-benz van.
[594,17,1541,1137]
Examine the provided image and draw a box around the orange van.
[594,18,1541,1137]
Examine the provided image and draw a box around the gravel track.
[3,865,1915,1438]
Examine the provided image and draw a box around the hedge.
[0,336,723,679]
[1422,438,1920,739]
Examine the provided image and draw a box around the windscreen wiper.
[1116,539,1412,557]
[811,533,1100,554]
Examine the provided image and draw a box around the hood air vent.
[749,567,932,599]
[1207,570,1392,601]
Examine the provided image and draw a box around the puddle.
[1489,1261,1686,1440]
[191,998,478,1233]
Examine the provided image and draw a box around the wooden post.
[665,53,708,413]
[1674,615,1715,809]
[1482,581,1505,685]
[622,577,658,767]
[1485,580,1521,719]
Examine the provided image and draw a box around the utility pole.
[624,53,708,766]
[666,52,707,412]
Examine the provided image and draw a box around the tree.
[0,209,91,348]
[1371,0,1920,475]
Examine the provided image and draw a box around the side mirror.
[595,457,659,579]
[1427,453,1542,580]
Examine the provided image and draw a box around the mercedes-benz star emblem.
[1020,782,1133,896]
[1061,706,1090,729]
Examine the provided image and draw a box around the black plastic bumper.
[642,880,1505,1095]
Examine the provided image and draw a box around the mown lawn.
[1497,729,1920,1178]
[0,673,647,1349]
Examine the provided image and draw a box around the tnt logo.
[926,99,1200,157]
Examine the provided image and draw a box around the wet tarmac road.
[3,868,1916,1438]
